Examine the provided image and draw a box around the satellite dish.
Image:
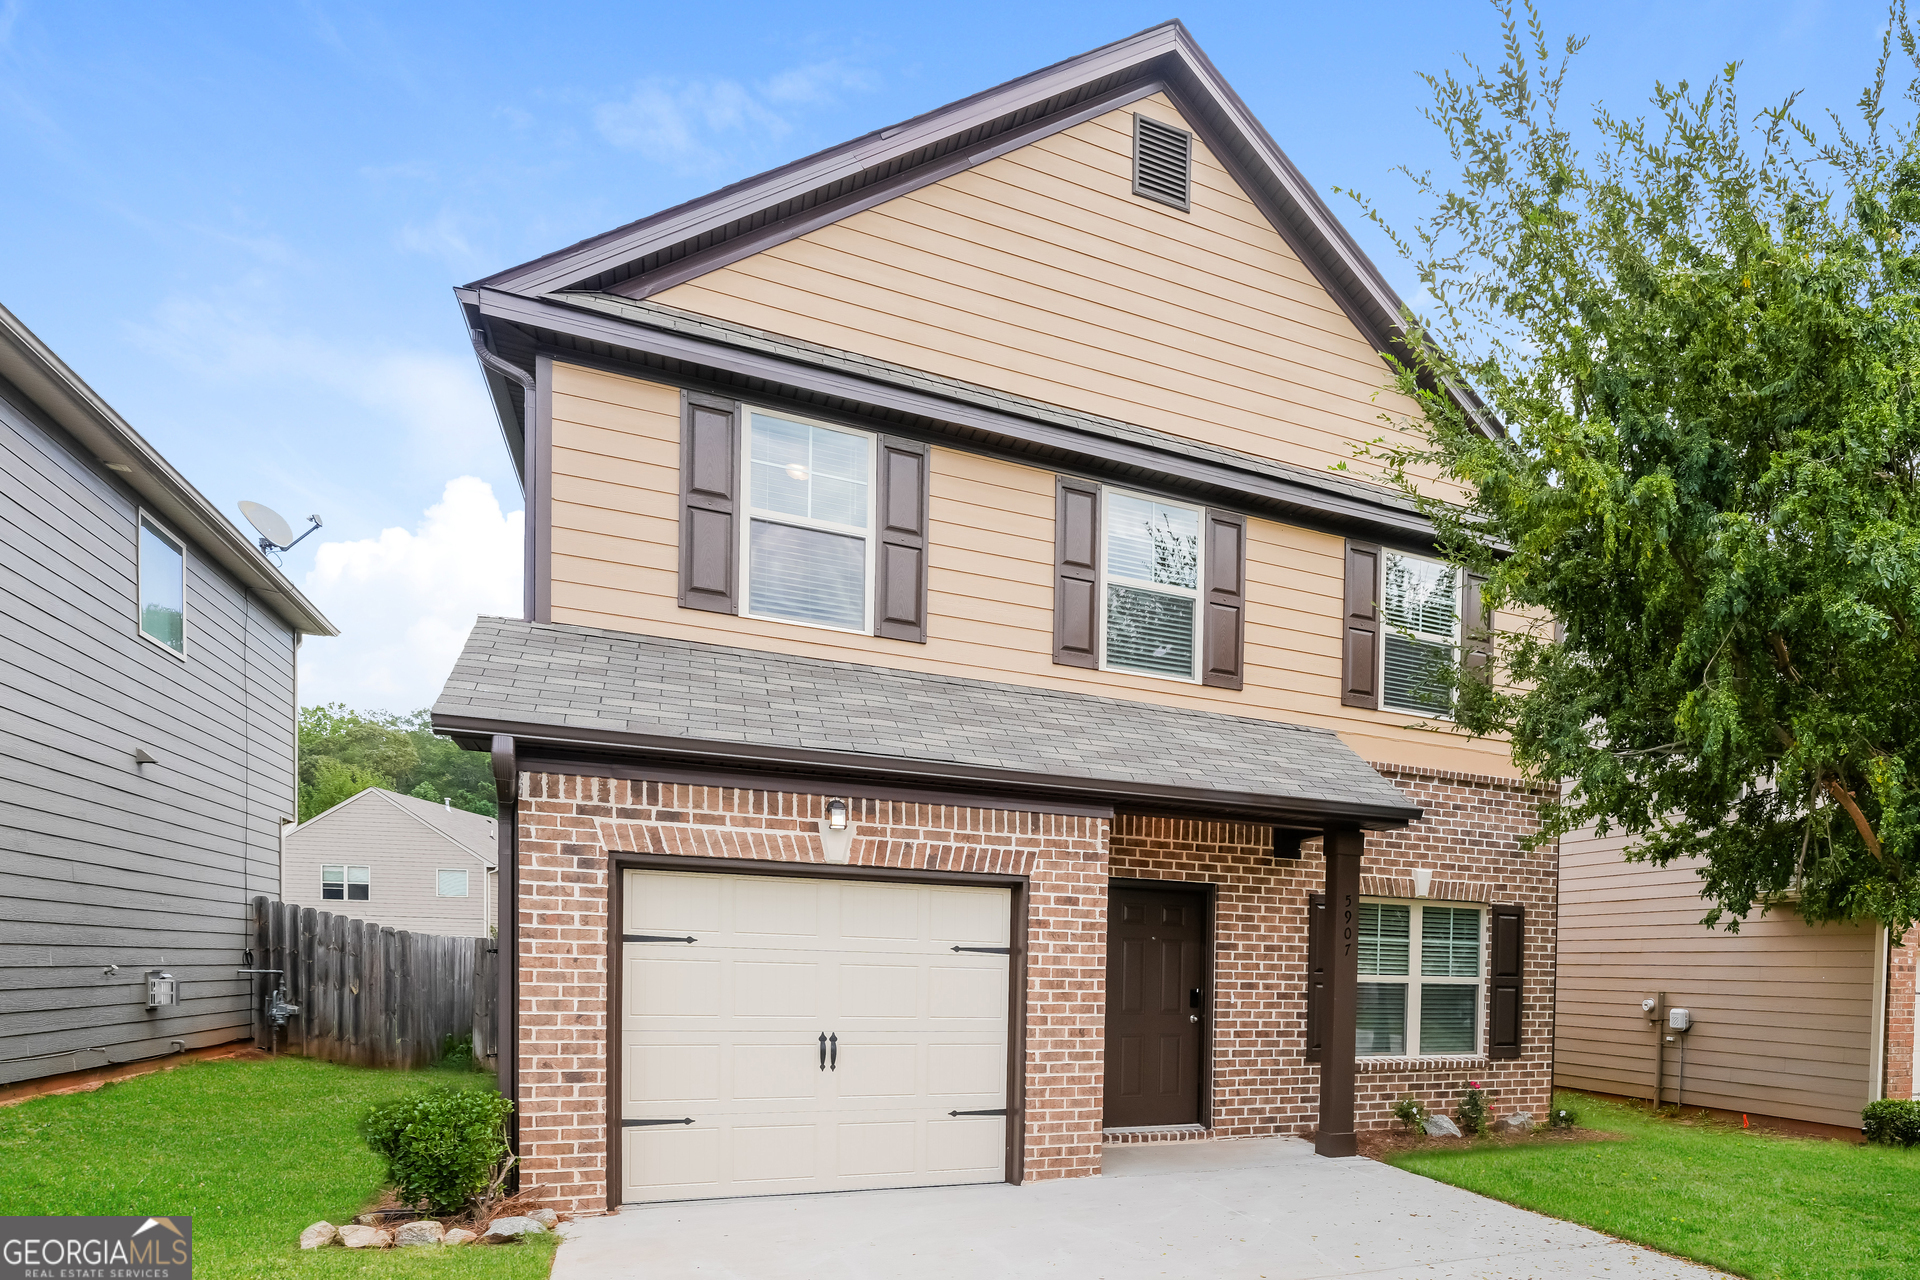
[239,501,294,549]
[240,501,323,556]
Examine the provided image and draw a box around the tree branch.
[1823,775,1886,864]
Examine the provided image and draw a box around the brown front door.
[1103,884,1207,1127]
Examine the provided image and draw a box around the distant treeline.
[298,704,496,822]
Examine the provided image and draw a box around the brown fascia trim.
[470,289,1438,545]
[432,712,1423,830]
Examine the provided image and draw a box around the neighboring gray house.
[0,301,335,1085]
[282,788,497,938]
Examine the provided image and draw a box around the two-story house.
[0,301,335,1086]
[433,22,1558,1215]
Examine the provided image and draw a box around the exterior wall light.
[826,798,849,831]
[819,798,853,864]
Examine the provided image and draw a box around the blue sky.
[0,0,1894,710]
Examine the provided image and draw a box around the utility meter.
[1668,1007,1692,1032]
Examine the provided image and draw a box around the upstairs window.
[138,514,185,655]
[323,865,370,902]
[1357,901,1483,1057]
[1101,490,1202,681]
[741,410,873,633]
[437,869,470,898]
[1381,550,1458,716]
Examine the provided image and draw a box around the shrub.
[1862,1098,1920,1147]
[361,1087,513,1214]
[1456,1080,1489,1137]
[439,1033,481,1071]
[1392,1095,1430,1132]
[1548,1103,1579,1130]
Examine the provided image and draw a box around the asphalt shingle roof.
[433,618,1419,826]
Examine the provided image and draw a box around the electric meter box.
[146,970,177,1009]
[1668,1007,1691,1031]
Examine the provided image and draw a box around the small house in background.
[282,788,497,937]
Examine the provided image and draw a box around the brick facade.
[512,763,1556,1214]
[1887,932,1918,1101]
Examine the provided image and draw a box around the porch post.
[1315,825,1363,1157]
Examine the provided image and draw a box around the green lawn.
[0,1054,556,1280]
[1388,1092,1920,1280]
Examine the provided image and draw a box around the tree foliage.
[298,704,495,822]
[1350,3,1920,932]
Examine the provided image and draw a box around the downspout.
[1872,924,1890,1105]
[491,734,520,1185]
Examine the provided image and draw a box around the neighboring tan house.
[434,22,1560,1216]
[282,788,498,938]
[1556,826,1917,1132]
[0,301,336,1086]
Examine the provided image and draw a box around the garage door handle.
[819,1033,827,1071]
[950,946,1010,954]
[622,1118,694,1127]
[623,934,697,944]
[829,1033,838,1070]
[948,1109,1008,1117]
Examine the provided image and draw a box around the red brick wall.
[513,772,1108,1215]
[1888,932,1917,1101]
[513,763,1555,1213]
[1108,762,1557,1139]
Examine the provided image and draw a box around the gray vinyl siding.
[282,791,497,938]
[0,372,297,1084]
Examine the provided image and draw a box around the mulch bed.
[1358,1124,1615,1160]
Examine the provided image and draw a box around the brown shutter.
[1341,541,1381,708]
[874,437,930,643]
[1488,903,1524,1059]
[1463,572,1493,685]
[678,392,739,614]
[1304,892,1328,1063]
[1053,477,1100,668]
[1201,510,1246,689]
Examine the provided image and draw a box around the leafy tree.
[298,704,496,822]
[1349,3,1920,932]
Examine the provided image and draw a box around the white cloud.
[594,58,878,170]
[297,477,523,713]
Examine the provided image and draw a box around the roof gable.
[292,787,497,866]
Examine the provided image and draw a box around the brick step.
[1102,1124,1213,1144]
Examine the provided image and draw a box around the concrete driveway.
[553,1136,1729,1279]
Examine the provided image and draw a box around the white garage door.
[619,869,1012,1203]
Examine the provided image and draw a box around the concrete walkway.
[553,1137,1729,1279]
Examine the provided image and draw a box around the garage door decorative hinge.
[622,1117,695,1127]
[947,1108,1008,1117]
[623,934,698,943]
[949,945,1010,954]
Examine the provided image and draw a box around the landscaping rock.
[339,1225,392,1250]
[527,1209,558,1228]
[1492,1112,1536,1135]
[442,1229,479,1246]
[481,1216,547,1244]
[298,1222,338,1250]
[1423,1115,1462,1137]
[393,1221,445,1247]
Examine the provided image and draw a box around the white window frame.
[1096,486,1204,684]
[436,868,471,898]
[1380,548,1461,718]
[1356,897,1485,1058]
[737,406,877,636]
[322,864,371,902]
[135,510,187,660]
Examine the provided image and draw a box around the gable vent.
[1132,114,1192,211]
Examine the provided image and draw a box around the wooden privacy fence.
[250,896,498,1069]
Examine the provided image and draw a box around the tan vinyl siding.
[548,361,1517,774]
[652,94,1452,496]
[282,791,496,938]
[1555,824,1880,1128]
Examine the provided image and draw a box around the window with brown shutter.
[1463,573,1493,685]
[1202,510,1246,689]
[1053,477,1100,667]
[874,437,929,643]
[1341,541,1382,707]
[1488,903,1525,1059]
[679,392,739,614]
[1304,891,1328,1064]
